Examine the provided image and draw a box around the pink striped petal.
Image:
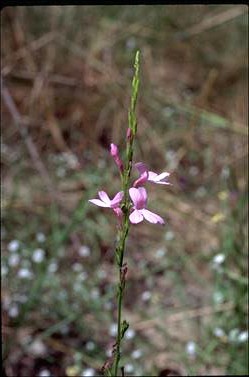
[98,191,111,204]
[133,171,149,187]
[141,209,165,225]
[135,162,148,175]
[138,187,147,206]
[110,191,124,208]
[89,199,110,207]
[129,209,144,224]
[154,172,170,181]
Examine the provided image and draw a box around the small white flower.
[78,245,91,257]
[28,339,46,356]
[91,288,99,299]
[109,323,118,337]
[131,349,142,359]
[213,291,224,304]
[186,341,196,357]
[38,369,51,377]
[228,328,240,342]
[8,240,20,252]
[155,248,166,258]
[81,368,95,377]
[141,291,152,302]
[1,265,8,276]
[125,328,135,340]
[125,364,134,373]
[189,166,199,176]
[97,269,107,279]
[77,271,88,281]
[72,263,82,272]
[165,231,175,241]
[36,233,46,243]
[8,253,20,267]
[213,327,225,338]
[212,254,225,265]
[32,249,45,263]
[237,331,248,343]
[48,262,58,273]
[106,348,112,357]
[85,341,95,351]
[8,304,19,318]
[195,187,207,198]
[18,268,33,279]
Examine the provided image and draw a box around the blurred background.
[1,5,248,377]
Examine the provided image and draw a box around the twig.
[177,6,247,39]
[1,82,56,199]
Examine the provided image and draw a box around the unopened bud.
[110,143,124,172]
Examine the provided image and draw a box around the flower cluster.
[89,143,170,225]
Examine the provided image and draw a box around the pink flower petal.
[89,199,110,207]
[154,172,170,181]
[133,171,148,187]
[129,187,141,208]
[129,209,144,224]
[138,187,147,206]
[110,191,124,208]
[141,209,165,225]
[129,187,147,209]
[98,191,111,204]
[135,162,148,175]
[147,171,158,181]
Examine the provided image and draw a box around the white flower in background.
[18,268,33,279]
[165,231,175,241]
[36,232,46,243]
[78,245,91,257]
[141,291,152,302]
[85,341,95,351]
[38,369,51,377]
[91,288,100,299]
[8,304,19,318]
[189,166,199,176]
[237,331,248,343]
[125,328,135,340]
[77,271,88,281]
[104,301,113,310]
[48,262,58,273]
[8,253,20,267]
[213,291,224,304]
[81,368,95,377]
[195,187,207,198]
[213,327,225,338]
[28,339,47,357]
[8,240,20,252]
[131,349,143,359]
[106,348,112,357]
[32,249,45,263]
[212,254,225,266]
[1,264,8,276]
[155,248,167,258]
[109,323,118,337]
[72,263,82,272]
[125,364,134,373]
[97,269,107,279]
[228,328,240,343]
[186,341,197,357]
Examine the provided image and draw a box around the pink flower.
[129,187,164,225]
[134,162,170,187]
[89,191,124,209]
[110,143,124,172]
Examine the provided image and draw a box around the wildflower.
[211,213,225,223]
[48,261,58,273]
[238,331,248,343]
[155,248,167,258]
[131,349,143,359]
[110,143,124,172]
[85,341,95,351]
[66,365,80,377]
[38,369,52,377]
[141,290,152,302]
[213,291,224,304]
[186,341,196,357]
[165,230,175,241]
[213,327,225,338]
[18,268,33,279]
[8,253,20,267]
[125,328,135,340]
[78,245,91,257]
[8,240,20,252]
[32,249,45,263]
[81,368,95,377]
[129,187,164,225]
[8,304,19,318]
[36,232,46,243]
[228,328,240,343]
[89,191,124,212]
[212,253,225,265]
[109,323,118,337]
[134,162,170,186]
[125,364,134,373]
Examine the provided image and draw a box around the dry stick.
[179,6,247,39]
[1,83,56,199]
